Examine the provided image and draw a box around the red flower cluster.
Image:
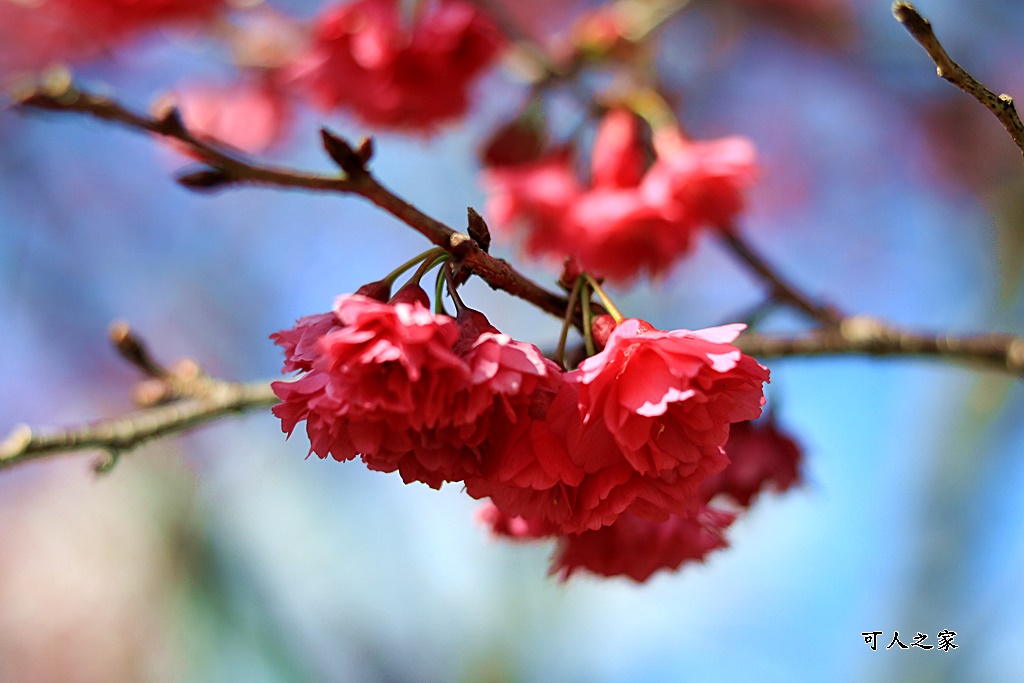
[1,0,223,76]
[484,109,758,283]
[700,415,802,507]
[465,319,769,533]
[479,503,736,583]
[271,284,562,489]
[287,0,504,131]
[480,411,803,582]
[273,289,777,580]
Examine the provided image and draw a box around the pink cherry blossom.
[173,77,293,155]
[467,318,769,533]
[271,290,562,489]
[643,130,759,229]
[484,109,758,282]
[287,0,504,131]
[1,0,223,76]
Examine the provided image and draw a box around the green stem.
[583,273,624,323]
[434,264,448,316]
[384,247,445,286]
[408,251,449,286]
[556,276,584,370]
[443,263,468,314]
[581,281,596,357]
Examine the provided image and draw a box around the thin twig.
[14,81,572,324]
[7,79,1024,479]
[738,316,1024,377]
[717,226,843,328]
[0,380,279,472]
[109,320,170,378]
[2,311,1023,474]
[893,2,1024,159]
[4,318,1022,472]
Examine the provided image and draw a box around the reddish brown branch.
[3,318,1021,474]
[14,81,572,322]
[7,78,1024,476]
[717,226,843,328]
[0,380,279,472]
[893,2,1024,159]
[738,316,1024,376]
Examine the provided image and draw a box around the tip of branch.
[355,137,375,166]
[892,2,929,33]
[109,320,168,378]
[93,450,122,475]
[176,167,235,192]
[891,1,913,17]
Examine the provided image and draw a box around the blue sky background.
[2,0,1023,680]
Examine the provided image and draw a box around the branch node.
[1007,337,1024,371]
[449,231,473,256]
[176,167,235,192]
[1,424,33,458]
[94,450,122,475]
[154,105,187,136]
[839,316,888,345]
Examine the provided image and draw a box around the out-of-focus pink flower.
[643,130,758,230]
[287,0,504,131]
[0,0,223,76]
[564,188,688,283]
[478,116,548,169]
[484,109,686,283]
[484,108,758,283]
[569,6,637,61]
[271,289,561,488]
[483,149,582,258]
[701,417,802,507]
[590,109,645,189]
[172,77,293,154]
[70,0,222,37]
[476,502,556,540]
[551,508,736,582]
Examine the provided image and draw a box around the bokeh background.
[2,0,1024,681]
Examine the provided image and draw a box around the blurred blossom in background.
[2,0,1024,681]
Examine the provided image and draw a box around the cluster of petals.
[484,109,758,283]
[272,292,777,580]
[478,382,806,583]
[1,0,223,76]
[271,286,561,489]
[466,318,769,534]
[286,0,504,131]
[701,415,803,507]
[480,503,735,583]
